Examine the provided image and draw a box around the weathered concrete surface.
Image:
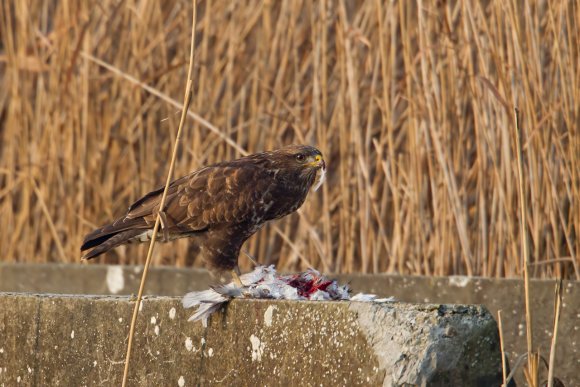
[0,263,214,295]
[1,263,577,385]
[0,293,502,386]
[337,274,578,387]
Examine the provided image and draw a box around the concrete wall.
[1,263,577,385]
[0,293,502,386]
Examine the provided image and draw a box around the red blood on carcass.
[281,272,334,298]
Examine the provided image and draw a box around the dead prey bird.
[81,145,326,284]
[183,265,394,327]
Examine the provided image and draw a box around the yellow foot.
[231,266,244,287]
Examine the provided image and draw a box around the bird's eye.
[295,154,306,162]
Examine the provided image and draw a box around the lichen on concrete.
[350,302,502,386]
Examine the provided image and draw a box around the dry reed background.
[0,0,578,278]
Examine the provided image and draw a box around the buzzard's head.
[268,145,326,190]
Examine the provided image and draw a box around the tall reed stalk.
[0,1,578,279]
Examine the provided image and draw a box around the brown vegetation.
[0,1,578,278]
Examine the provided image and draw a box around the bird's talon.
[231,267,245,287]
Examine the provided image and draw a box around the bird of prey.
[81,144,326,284]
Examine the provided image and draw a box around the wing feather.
[121,162,272,233]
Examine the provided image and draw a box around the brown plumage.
[81,145,326,272]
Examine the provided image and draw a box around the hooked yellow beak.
[309,154,325,169]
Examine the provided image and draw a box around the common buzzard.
[81,145,326,282]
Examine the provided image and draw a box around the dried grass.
[0,1,578,278]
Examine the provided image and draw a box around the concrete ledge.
[0,263,214,295]
[0,293,502,386]
[2,263,578,385]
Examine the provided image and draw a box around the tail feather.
[82,229,145,259]
[80,232,116,251]
[81,217,150,259]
